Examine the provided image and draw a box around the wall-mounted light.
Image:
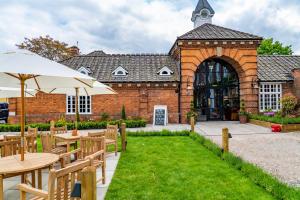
[186,76,194,96]
[251,77,259,89]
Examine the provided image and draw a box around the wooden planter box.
[249,119,300,132]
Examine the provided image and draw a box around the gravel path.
[196,122,300,187]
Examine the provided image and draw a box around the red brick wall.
[8,85,179,124]
[178,46,259,123]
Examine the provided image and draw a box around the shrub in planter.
[239,99,248,124]
[187,101,198,123]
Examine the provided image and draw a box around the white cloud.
[0,0,299,54]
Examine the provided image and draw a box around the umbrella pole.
[20,77,25,161]
[75,88,79,129]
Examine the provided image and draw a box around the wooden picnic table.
[0,153,59,199]
[54,130,105,152]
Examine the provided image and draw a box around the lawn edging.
[124,130,300,199]
[189,132,300,200]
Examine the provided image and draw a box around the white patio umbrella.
[40,81,117,128]
[0,50,95,161]
[0,87,36,98]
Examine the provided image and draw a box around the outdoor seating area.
[0,50,118,199]
[2,0,300,199]
[0,123,120,199]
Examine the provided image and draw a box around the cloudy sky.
[0,0,300,54]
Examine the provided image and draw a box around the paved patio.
[3,153,120,200]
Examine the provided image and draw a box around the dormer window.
[112,66,128,76]
[157,66,173,76]
[78,67,91,75]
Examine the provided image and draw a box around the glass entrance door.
[194,59,240,121]
[208,88,222,120]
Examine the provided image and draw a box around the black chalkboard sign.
[154,109,166,126]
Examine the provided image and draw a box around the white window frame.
[66,95,92,115]
[78,67,91,75]
[259,83,282,112]
[157,66,173,76]
[112,66,128,76]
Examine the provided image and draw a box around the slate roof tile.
[61,53,179,83]
[258,55,300,82]
[179,23,262,40]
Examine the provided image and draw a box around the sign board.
[153,105,168,126]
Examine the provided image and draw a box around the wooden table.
[54,131,105,152]
[0,135,3,142]
[0,153,59,199]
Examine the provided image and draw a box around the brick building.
[8,0,300,124]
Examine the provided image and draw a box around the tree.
[121,105,127,120]
[16,35,75,61]
[258,38,293,55]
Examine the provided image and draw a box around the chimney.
[69,46,80,57]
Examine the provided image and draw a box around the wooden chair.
[106,125,118,156]
[40,133,66,155]
[0,139,21,157]
[4,134,36,154]
[0,137,36,187]
[60,136,106,184]
[18,158,96,200]
[27,127,38,152]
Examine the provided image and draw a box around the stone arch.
[180,47,259,123]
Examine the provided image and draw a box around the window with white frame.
[259,83,282,112]
[67,96,92,114]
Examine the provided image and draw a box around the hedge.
[0,119,146,132]
[127,129,190,137]
[249,114,300,125]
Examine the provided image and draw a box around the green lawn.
[106,137,274,200]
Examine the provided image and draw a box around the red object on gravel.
[271,124,281,133]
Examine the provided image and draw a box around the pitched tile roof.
[178,23,262,40]
[60,53,179,83]
[258,55,300,82]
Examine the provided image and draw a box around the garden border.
[249,119,300,132]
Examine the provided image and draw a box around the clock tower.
[191,0,215,28]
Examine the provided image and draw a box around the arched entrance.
[194,59,240,121]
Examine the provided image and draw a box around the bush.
[127,130,190,137]
[249,114,300,125]
[239,99,248,116]
[281,96,298,117]
[0,119,147,132]
[100,112,110,121]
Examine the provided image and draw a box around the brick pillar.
[139,89,148,121]
[292,69,300,99]
[180,68,195,124]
